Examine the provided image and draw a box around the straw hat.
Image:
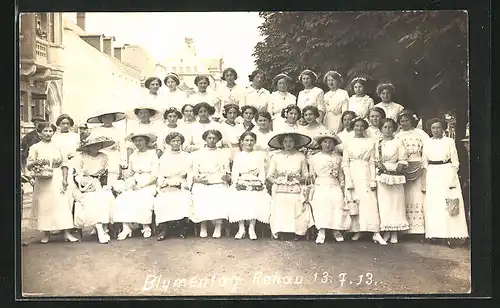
[125,131,157,147]
[268,131,311,150]
[78,136,115,152]
[313,130,342,145]
[125,101,163,121]
[86,107,126,124]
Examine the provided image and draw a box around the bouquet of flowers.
[31,159,53,179]
[274,176,301,194]
[235,174,264,191]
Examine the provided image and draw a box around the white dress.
[299,123,327,150]
[51,131,81,205]
[113,150,159,224]
[309,152,350,230]
[217,83,247,108]
[27,141,74,231]
[336,129,355,153]
[374,101,405,121]
[273,121,300,135]
[220,121,245,160]
[342,137,380,232]
[228,151,271,223]
[365,126,382,141]
[190,147,231,222]
[323,89,349,132]
[90,125,126,185]
[297,87,326,114]
[268,91,297,128]
[154,151,192,224]
[251,128,277,173]
[375,138,410,231]
[422,137,468,239]
[348,95,374,119]
[267,151,314,236]
[162,88,189,111]
[394,128,429,234]
[245,86,270,112]
[72,152,116,227]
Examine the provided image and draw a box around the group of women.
[24,68,469,246]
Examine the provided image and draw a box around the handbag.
[445,188,460,216]
[345,189,359,215]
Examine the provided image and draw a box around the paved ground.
[20,183,470,297]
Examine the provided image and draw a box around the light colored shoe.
[333,231,344,242]
[64,234,80,243]
[234,229,245,239]
[200,223,208,238]
[248,229,257,240]
[97,231,110,244]
[40,235,50,244]
[117,230,132,241]
[351,232,361,241]
[315,231,325,244]
[390,233,398,244]
[372,233,388,245]
[213,225,222,238]
[142,228,152,239]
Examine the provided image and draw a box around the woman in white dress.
[143,77,166,114]
[189,75,222,122]
[421,118,469,243]
[297,69,326,124]
[190,129,232,238]
[161,107,192,152]
[185,102,226,152]
[336,111,357,153]
[125,104,164,159]
[217,68,247,109]
[323,71,349,132]
[181,104,197,127]
[240,105,258,132]
[268,73,297,130]
[228,131,272,240]
[342,117,387,245]
[267,132,314,240]
[113,132,159,240]
[154,132,192,241]
[309,130,350,244]
[273,104,301,134]
[394,110,429,235]
[26,122,78,243]
[375,119,410,244]
[245,69,270,113]
[162,73,188,111]
[252,111,275,152]
[299,105,327,154]
[87,110,127,186]
[347,77,374,119]
[365,107,386,140]
[72,136,116,244]
[220,104,244,162]
[374,82,405,121]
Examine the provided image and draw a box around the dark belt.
[427,159,451,165]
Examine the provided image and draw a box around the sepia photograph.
[18,11,471,297]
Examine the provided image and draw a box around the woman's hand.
[61,179,68,193]
[369,181,377,190]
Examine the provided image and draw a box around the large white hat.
[268,131,311,150]
[86,106,126,124]
[78,135,116,152]
[125,94,163,121]
[313,130,342,145]
[125,131,157,147]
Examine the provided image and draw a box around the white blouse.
[336,129,355,152]
[324,89,349,116]
[348,95,374,118]
[162,89,189,111]
[297,87,326,113]
[422,136,460,171]
[128,149,159,186]
[268,91,297,119]
[221,121,245,146]
[374,101,405,120]
[251,128,276,152]
[188,90,220,107]
[52,131,81,160]
[245,86,270,111]
[231,150,266,184]
[217,83,247,108]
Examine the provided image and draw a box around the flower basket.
[31,159,53,179]
[445,188,460,217]
[235,180,264,191]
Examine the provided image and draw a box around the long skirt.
[424,164,469,239]
[403,166,426,234]
[310,182,351,230]
[227,188,271,223]
[377,181,410,231]
[154,187,192,224]
[269,185,314,236]
[323,112,342,133]
[74,189,115,227]
[190,183,230,223]
[347,160,380,233]
[30,168,74,231]
[113,185,156,224]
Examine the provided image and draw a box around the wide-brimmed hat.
[125,103,163,121]
[78,136,115,152]
[87,108,126,124]
[125,131,157,147]
[314,130,342,145]
[268,131,311,150]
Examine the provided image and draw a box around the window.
[194,66,198,73]
[186,66,191,73]
[31,93,47,119]
[179,67,184,73]
[20,91,28,122]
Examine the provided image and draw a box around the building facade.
[19,13,65,136]
[159,37,223,95]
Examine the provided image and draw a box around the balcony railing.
[34,37,49,67]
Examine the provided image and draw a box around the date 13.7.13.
[312,272,377,287]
